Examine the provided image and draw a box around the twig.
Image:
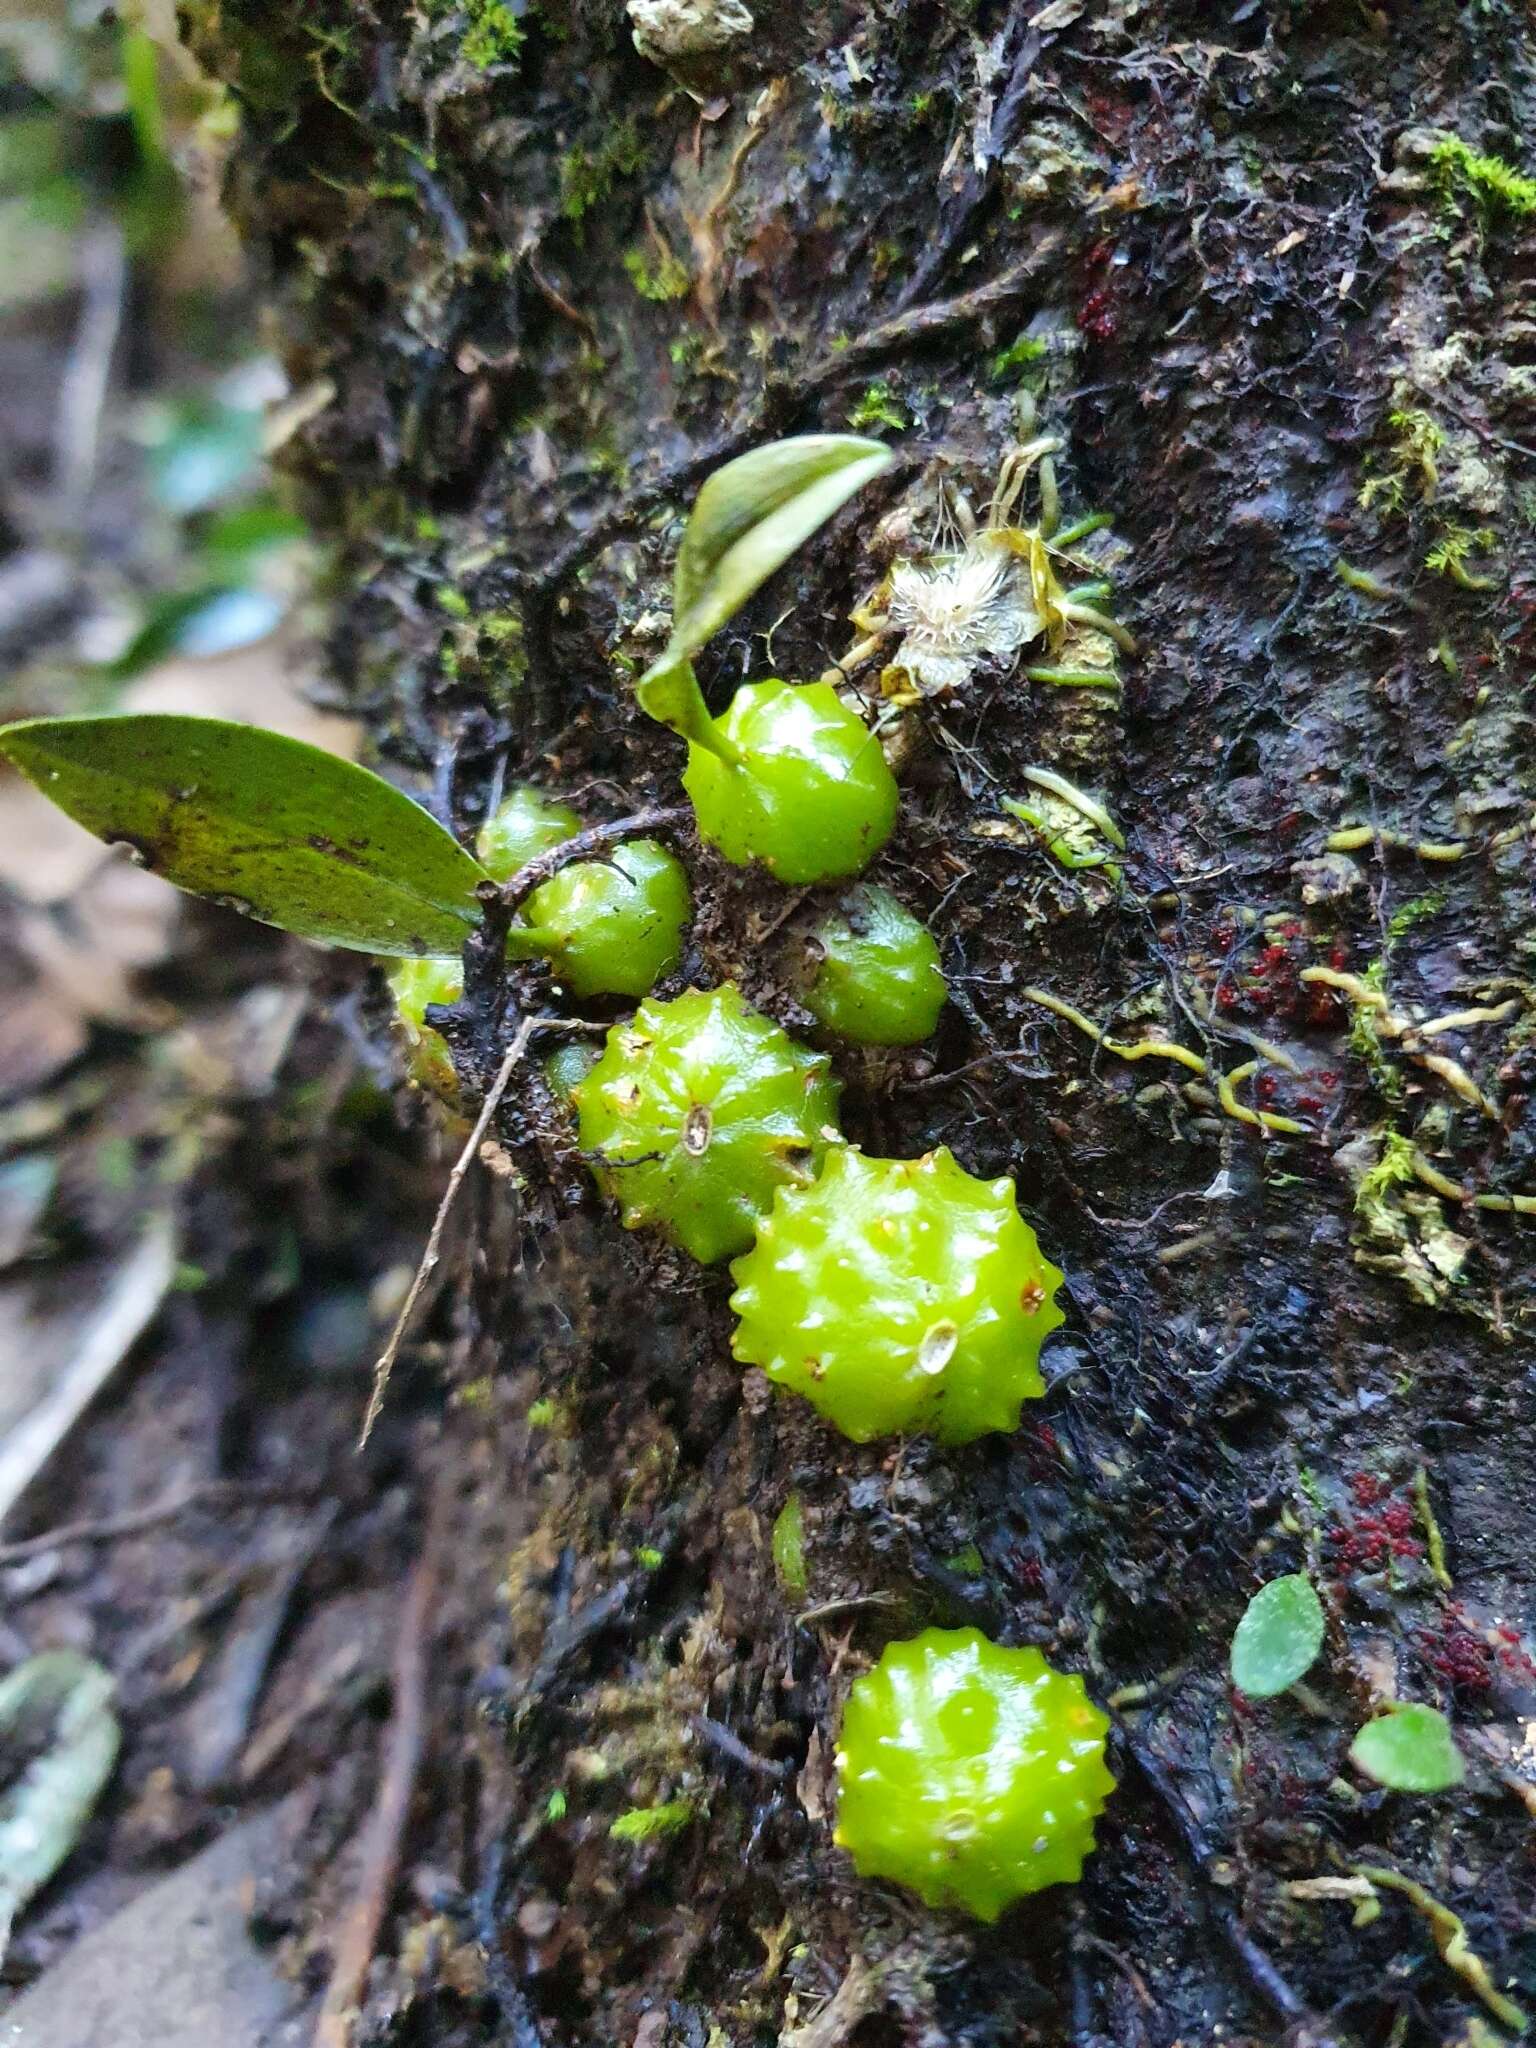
[473,1838,547,2047]
[0,1480,310,1565]
[691,1713,792,1780]
[499,807,693,913]
[311,1468,450,2048]
[361,1014,546,1448]
[1117,1730,1345,2046]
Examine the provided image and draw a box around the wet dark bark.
[185,2,1536,2042]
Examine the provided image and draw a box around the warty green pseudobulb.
[575,985,841,1263]
[729,1147,1063,1443]
[834,1627,1114,1921]
[804,884,946,1045]
[683,680,898,884]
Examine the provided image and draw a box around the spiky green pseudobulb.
[683,681,898,885]
[804,885,946,1045]
[835,1628,1114,1921]
[730,1147,1063,1443]
[575,985,841,1263]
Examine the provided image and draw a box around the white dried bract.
[628,0,755,65]
[886,539,1045,696]
[850,403,1135,700]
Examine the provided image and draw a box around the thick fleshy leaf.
[637,436,892,728]
[1350,1704,1465,1792]
[1230,1573,1324,1697]
[0,715,487,957]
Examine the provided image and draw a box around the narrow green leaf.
[1230,1573,1325,1697]
[671,434,892,659]
[0,715,488,957]
[1349,1704,1465,1793]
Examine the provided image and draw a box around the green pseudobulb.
[575,985,841,1263]
[683,681,898,884]
[476,784,582,873]
[389,790,692,1102]
[522,838,690,1000]
[730,1147,1063,1443]
[834,1628,1115,1921]
[804,885,946,1045]
[388,954,465,1105]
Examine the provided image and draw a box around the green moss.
[624,240,692,302]
[461,0,524,68]
[1359,407,1443,516]
[610,1799,694,1841]
[1388,890,1446,940]
[1355,1128,1418,1215]
[847,381,908,434]
[560,119,646,223]
[992,333,1048,383]
[437,585,471,617]
[1428,135,1536,224]
[527,1397,558,1428]
[1425,524,1498,590]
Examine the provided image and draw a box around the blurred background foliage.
[0,0,312,709]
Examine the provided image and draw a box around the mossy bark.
[186,2,1536,2042]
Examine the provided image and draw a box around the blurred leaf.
[1230,1573,1324,1697]
[106,584,286,678]
[0,1651,120,1953]
[0,714,488,955]
[199,496,308,568]
[147,400,265,515]
[1350,1704,1465,1793]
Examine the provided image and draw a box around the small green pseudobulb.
[804,885,946,1045]
[522,838,690,999]
[575,985,841,1263]
[476,784,582,874]
[683,680,898,884]
[834,1628,1114,1921]
[730,1147,1063,1443]
[479,791,690,1000]
[388,955,464,1104]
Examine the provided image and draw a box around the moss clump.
[1428,135,1536,224]
[609,1800,694,1841]
[560,119,646,223]
[624,240,692,302]
[461,0,524,69]
[847,381,909,435]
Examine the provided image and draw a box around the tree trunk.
[183,2,1536,2042]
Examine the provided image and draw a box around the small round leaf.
[1230,1573,1324,1698]
[1349,1704,1465,1793]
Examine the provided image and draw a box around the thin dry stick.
[360,1015,542,1448]
[0,1480,308,1565]
[310,1470,449,2048]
